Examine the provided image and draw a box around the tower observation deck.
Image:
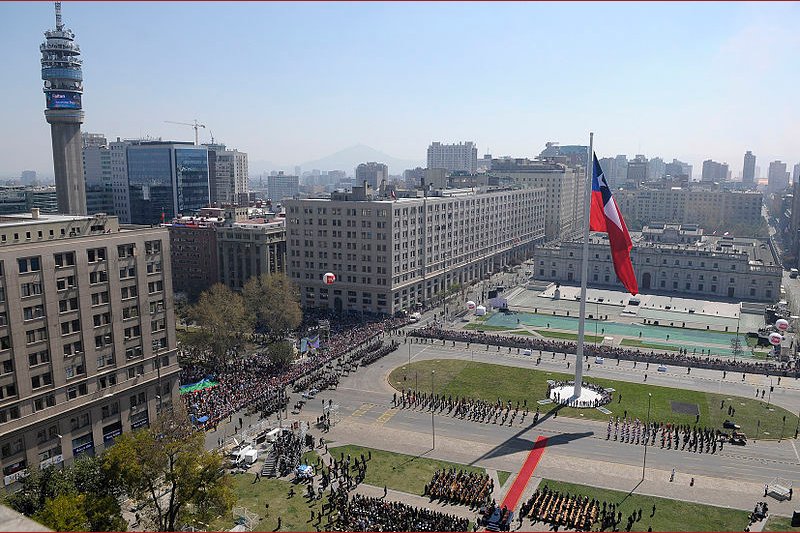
[41,1,86,215]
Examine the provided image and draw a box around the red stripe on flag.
[501,436,548,511]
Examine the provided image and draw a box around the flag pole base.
[549,383,611,409]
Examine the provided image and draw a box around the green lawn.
[535,330,604,343]
[329,444,485,496]
[387,360,798,439]
[209,473,326,532]
[497,470,511,487]
[764,514,799,531]
[621,338,683,352]
[539,479,750,532]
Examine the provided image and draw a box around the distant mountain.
[299,144,423,176]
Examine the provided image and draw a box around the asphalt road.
[297,338,800,490]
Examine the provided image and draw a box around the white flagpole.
[573,132,594,399]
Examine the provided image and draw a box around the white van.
[521,349,532,356]
[265,428,283,443]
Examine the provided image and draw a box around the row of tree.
[185,273,302,365]
[3,406,234,532]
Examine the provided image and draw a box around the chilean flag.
[589,154,638,295]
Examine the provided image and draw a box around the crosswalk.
[349,403,399,426]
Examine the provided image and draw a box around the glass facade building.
[126,143,209,225]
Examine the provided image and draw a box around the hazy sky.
[1,1,798,178]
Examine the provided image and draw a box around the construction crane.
[164,120,206,145]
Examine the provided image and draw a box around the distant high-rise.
[82,133,114,215]
[427,142,478,174]
[625,155,648,187]
[41,2,86,215]
[701,159,729,182]
[646,157,666,181]
[793,163,800,185]
[355,162,388,190]
[767,161,789,193]
[267,172,299,202]
[742,151,756,186]
[205,143,248,205]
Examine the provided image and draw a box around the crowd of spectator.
[331,494,470,532]
[180,315,407,430]
[424,468,494,509]
[267,431,307,478]
[521,485,600,531]
[395,389,530,427]
[410,326,798,377]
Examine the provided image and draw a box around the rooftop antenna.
[55,1,63,30]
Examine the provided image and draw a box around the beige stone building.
[534,224,781,302]
[613,187,763,229]
[488,159,581,242]
[285,186,546,315]
[217,219,286,290]
[0,211,179,488]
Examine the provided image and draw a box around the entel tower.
[41,1,87,215]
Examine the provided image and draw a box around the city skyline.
[0,1,798,177]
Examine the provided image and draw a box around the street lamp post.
[642,393,652,481]
[431,370,436,450]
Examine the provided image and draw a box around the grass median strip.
[388,360,797,439]
[535,330,604,343]
[764,515,799,531]
[538,479,750,532]
[620,338,683,352]
[328,444,486,496]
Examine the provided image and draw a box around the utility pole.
[642,393,651,481]
[431,370,436,450]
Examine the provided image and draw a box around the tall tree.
[188,283,252,364]
[242,273,302,338]
[103,406,235,532]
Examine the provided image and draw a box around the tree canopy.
[268,340,296,368]
[103,406,235,532]
[188,283,252,364]
[4,454,126,532]
[242,272,302,338]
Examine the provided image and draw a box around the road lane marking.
[350,403,376,418]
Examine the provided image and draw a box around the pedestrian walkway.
[501,436,548,511]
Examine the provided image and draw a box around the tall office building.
[40,2,86,215]
[125,141,210,225]
[81,133,114,216]
[355,162,388,190]
[742,151,756,186]
[793,163,800,185]
[267,172,299,202]
[427,142,478,174]
[0,212,179,487]
[768,161,789,193]
[109,139,131,224]
[205,144,248,206]
[701,159,729,182]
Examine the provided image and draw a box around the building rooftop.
[0,212,102,227]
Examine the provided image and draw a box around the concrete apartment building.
[0,212,179,488]
[284,186,546,316]
[613,187,763,229]
[488,158,580,242]
[534,224,781,302]
[427,142,478,174]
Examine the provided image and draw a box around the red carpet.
[500,436,548,511]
